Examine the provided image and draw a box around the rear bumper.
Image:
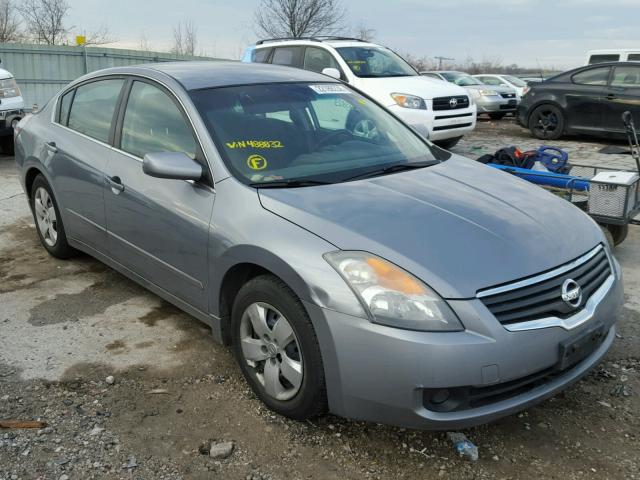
[308,256,623,430]
[389,104,477,141]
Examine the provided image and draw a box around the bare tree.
[79,25,115,46]
[255,0,347,38]
[18,0,70,45]
[353,22,375,42]
[171,20,197,56]
[0,0,22,42]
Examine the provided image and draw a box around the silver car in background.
[422,70,519,119]
[14,62,623,430]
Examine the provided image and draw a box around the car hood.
[357,75,468,104]
[258,155,603,299]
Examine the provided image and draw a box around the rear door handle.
[106,175,125,193]
[44,141,58,153]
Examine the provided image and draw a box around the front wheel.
[231,275,327,420]
[528,104,565,140]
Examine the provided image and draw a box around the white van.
[243,38,477,149]
[586,49,640,65]
[0,63,25,154]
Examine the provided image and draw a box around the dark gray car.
[14,62,623,429]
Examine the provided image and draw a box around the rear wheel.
[433,136,462,150]
[231,275,327,420]
[30,175,77,259]
[489,112,506,120]
[528,104,565,140]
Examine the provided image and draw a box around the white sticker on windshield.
[309,84,351,95]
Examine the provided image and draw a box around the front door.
[565,66,610,132]
[104,79,214,312]
[603,65,640,133]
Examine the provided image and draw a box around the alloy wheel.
[534,109,558,136]
[239,302,303,401]
[34,187,58,247]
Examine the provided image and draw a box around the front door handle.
[606,93,617,100]
[44,141,58,153]
[106,175,125,193]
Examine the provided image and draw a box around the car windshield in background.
[335,47,417,78]
[503,75,527,87]
[190,83,440,186]
[440,72,484,86]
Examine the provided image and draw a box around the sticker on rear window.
[309,84,351,95]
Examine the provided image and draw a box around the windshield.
[190,83,440,186]
[503,75,527,87]
[440,72,483,86]
[335,47,417,78]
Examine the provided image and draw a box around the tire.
[433,136,462,150]
[0,136,14,155]
[608,224,629,246]
[528,104,565,140]
[489,113,506,120]
[30,174,77,259]
[231,274,327,420]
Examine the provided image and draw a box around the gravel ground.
[1,119,639,480]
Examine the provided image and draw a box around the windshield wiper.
[249,179,332,188]
[341,160,438,182]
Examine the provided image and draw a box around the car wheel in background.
[231,275,327,420]
[433,136,462,150]
[528,104,565,140]
[489,113,506,120]
[608,224,629,247]
[30,174,77,259]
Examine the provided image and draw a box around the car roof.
[254,38,380,49]
[80,61,339,91]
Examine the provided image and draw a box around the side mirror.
[142,151,203,181]
[322,67,341,80]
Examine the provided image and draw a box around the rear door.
[104,78,214,311]
[565,66,610,132]
[602,64,640,133]
[49,78,125,252]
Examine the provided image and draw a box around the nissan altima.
[14,62,623,429]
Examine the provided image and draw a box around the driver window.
[611,66,640,87]
[310,97,353,130]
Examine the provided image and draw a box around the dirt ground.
[1,119,639,480]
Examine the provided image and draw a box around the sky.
[65,0,640,69]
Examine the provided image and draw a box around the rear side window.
[120,81,197,159]
[611,66,640,87]
[271,46,303,67]
[628,54,640,61]
[303,47,340,74]
[67,79,124,143]
[57,90,74,125]
[589,54,620,64]
[253,48,272,63]
[572,67,610,86]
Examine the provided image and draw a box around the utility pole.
[434,56,454,70]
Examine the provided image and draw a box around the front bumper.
[475,95,519,113]
[308,256,623,430]
[388,104,477,142]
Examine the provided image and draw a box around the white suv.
[242,38,476,149]
[0,63,25,154]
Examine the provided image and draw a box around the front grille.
[479,246,611,326]
[500,92,516,99]
[432,122,472,131]
[432,95,469,111]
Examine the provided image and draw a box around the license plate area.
[557,324,606,371]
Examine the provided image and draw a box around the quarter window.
[303,47,340,74]
[67,79,124,143]
[120,81,196,159]
[572,67,611,86]
[611,66,640,87]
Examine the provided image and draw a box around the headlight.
[390,93,426,109]
[477,89,498,96]
[324,251,463,331]
[0,78,20,98]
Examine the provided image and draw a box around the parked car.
[517,62,640,140]
[242,38,476,149]
[421,71,518,119]
[0,62,25,154]
[586,49,640,65]
[15,62,622,430]
[473,74,528,99]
